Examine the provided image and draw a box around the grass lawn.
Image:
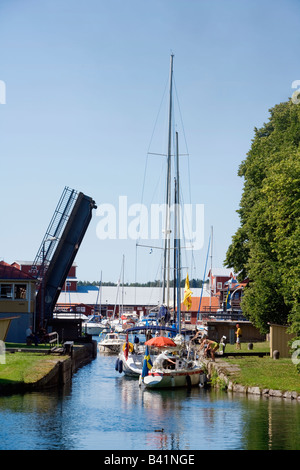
[0,352,66,385]
[6,342,53,350]
[220,342,300,393]
[224,341,270,354]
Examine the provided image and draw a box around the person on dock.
[191,328,201,345]
[199,338,219,361]
[26,326,39,346]
[205,339,219,361]
[235,324,242,350]
[26,326,34,345]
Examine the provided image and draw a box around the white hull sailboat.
[143,368,204,388]
[115,325,177,376]
[141,352,205,389]
[138,54,206,389]
[116,349,145,376]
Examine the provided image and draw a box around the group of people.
[190,329,218,361]
[26,326,49,346]
[190,323,242,361]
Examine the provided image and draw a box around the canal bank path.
[204,357,300,400]
[0,341,97,395]
[1,343,300,401]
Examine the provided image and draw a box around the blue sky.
[1,0,300,284]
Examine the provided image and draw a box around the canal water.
[1,343,300,451]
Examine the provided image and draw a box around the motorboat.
[82,315,109,336]
[98,331,127,354]
[136,317,158,328]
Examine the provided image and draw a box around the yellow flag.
[183,273,193,311]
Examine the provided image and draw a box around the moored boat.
[98,331,127,354]
[137,55,206,389]
[115,325,180,377]
[83,315,108,335]
[140,350,205,389]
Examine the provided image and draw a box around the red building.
[181,296,220,325]
[13,261,78,292]
[207,268,235,295]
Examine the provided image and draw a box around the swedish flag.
[141,345,153,378]
[226,286,231,309]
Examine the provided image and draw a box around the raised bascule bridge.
[33,186,97,341]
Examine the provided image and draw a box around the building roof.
[181,296,219,312]
[0,261,37,281]
[207,268,234,278]
[14,260,77,267]
[57,285,210,308]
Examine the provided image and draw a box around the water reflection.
[0,352,300,450]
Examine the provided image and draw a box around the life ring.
[118,359,123,373]
[122,342,134,353]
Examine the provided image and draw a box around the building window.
[0,283,28,300]
[14,284,27,300]
[185,312,191,322]
[0,284,13,299]
[217,282,222,290]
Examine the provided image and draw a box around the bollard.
[273,350,280,360]
[247,343,253,350]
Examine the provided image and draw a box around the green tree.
[225,99,300,335]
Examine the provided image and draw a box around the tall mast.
[210,225,213,311]
[175,131,181,332]
[162,53,174,307]
[121,254,125,316]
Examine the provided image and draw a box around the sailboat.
[137,54,205,389]
[116,324,180,376]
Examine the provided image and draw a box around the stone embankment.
[204,358,300,400]
[34,340,97,390]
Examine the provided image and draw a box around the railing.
[53,310,87,320]
[48,331,59,348]
[198,311,248,322]
[32,187,79,282]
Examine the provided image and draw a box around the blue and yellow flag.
[141,345,153,378]
[226,287,231,310]
[183,273,192,311]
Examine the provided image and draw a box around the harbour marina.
[1,49,299,453]
[1,340,300,451]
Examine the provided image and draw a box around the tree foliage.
[225,100,300,334]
